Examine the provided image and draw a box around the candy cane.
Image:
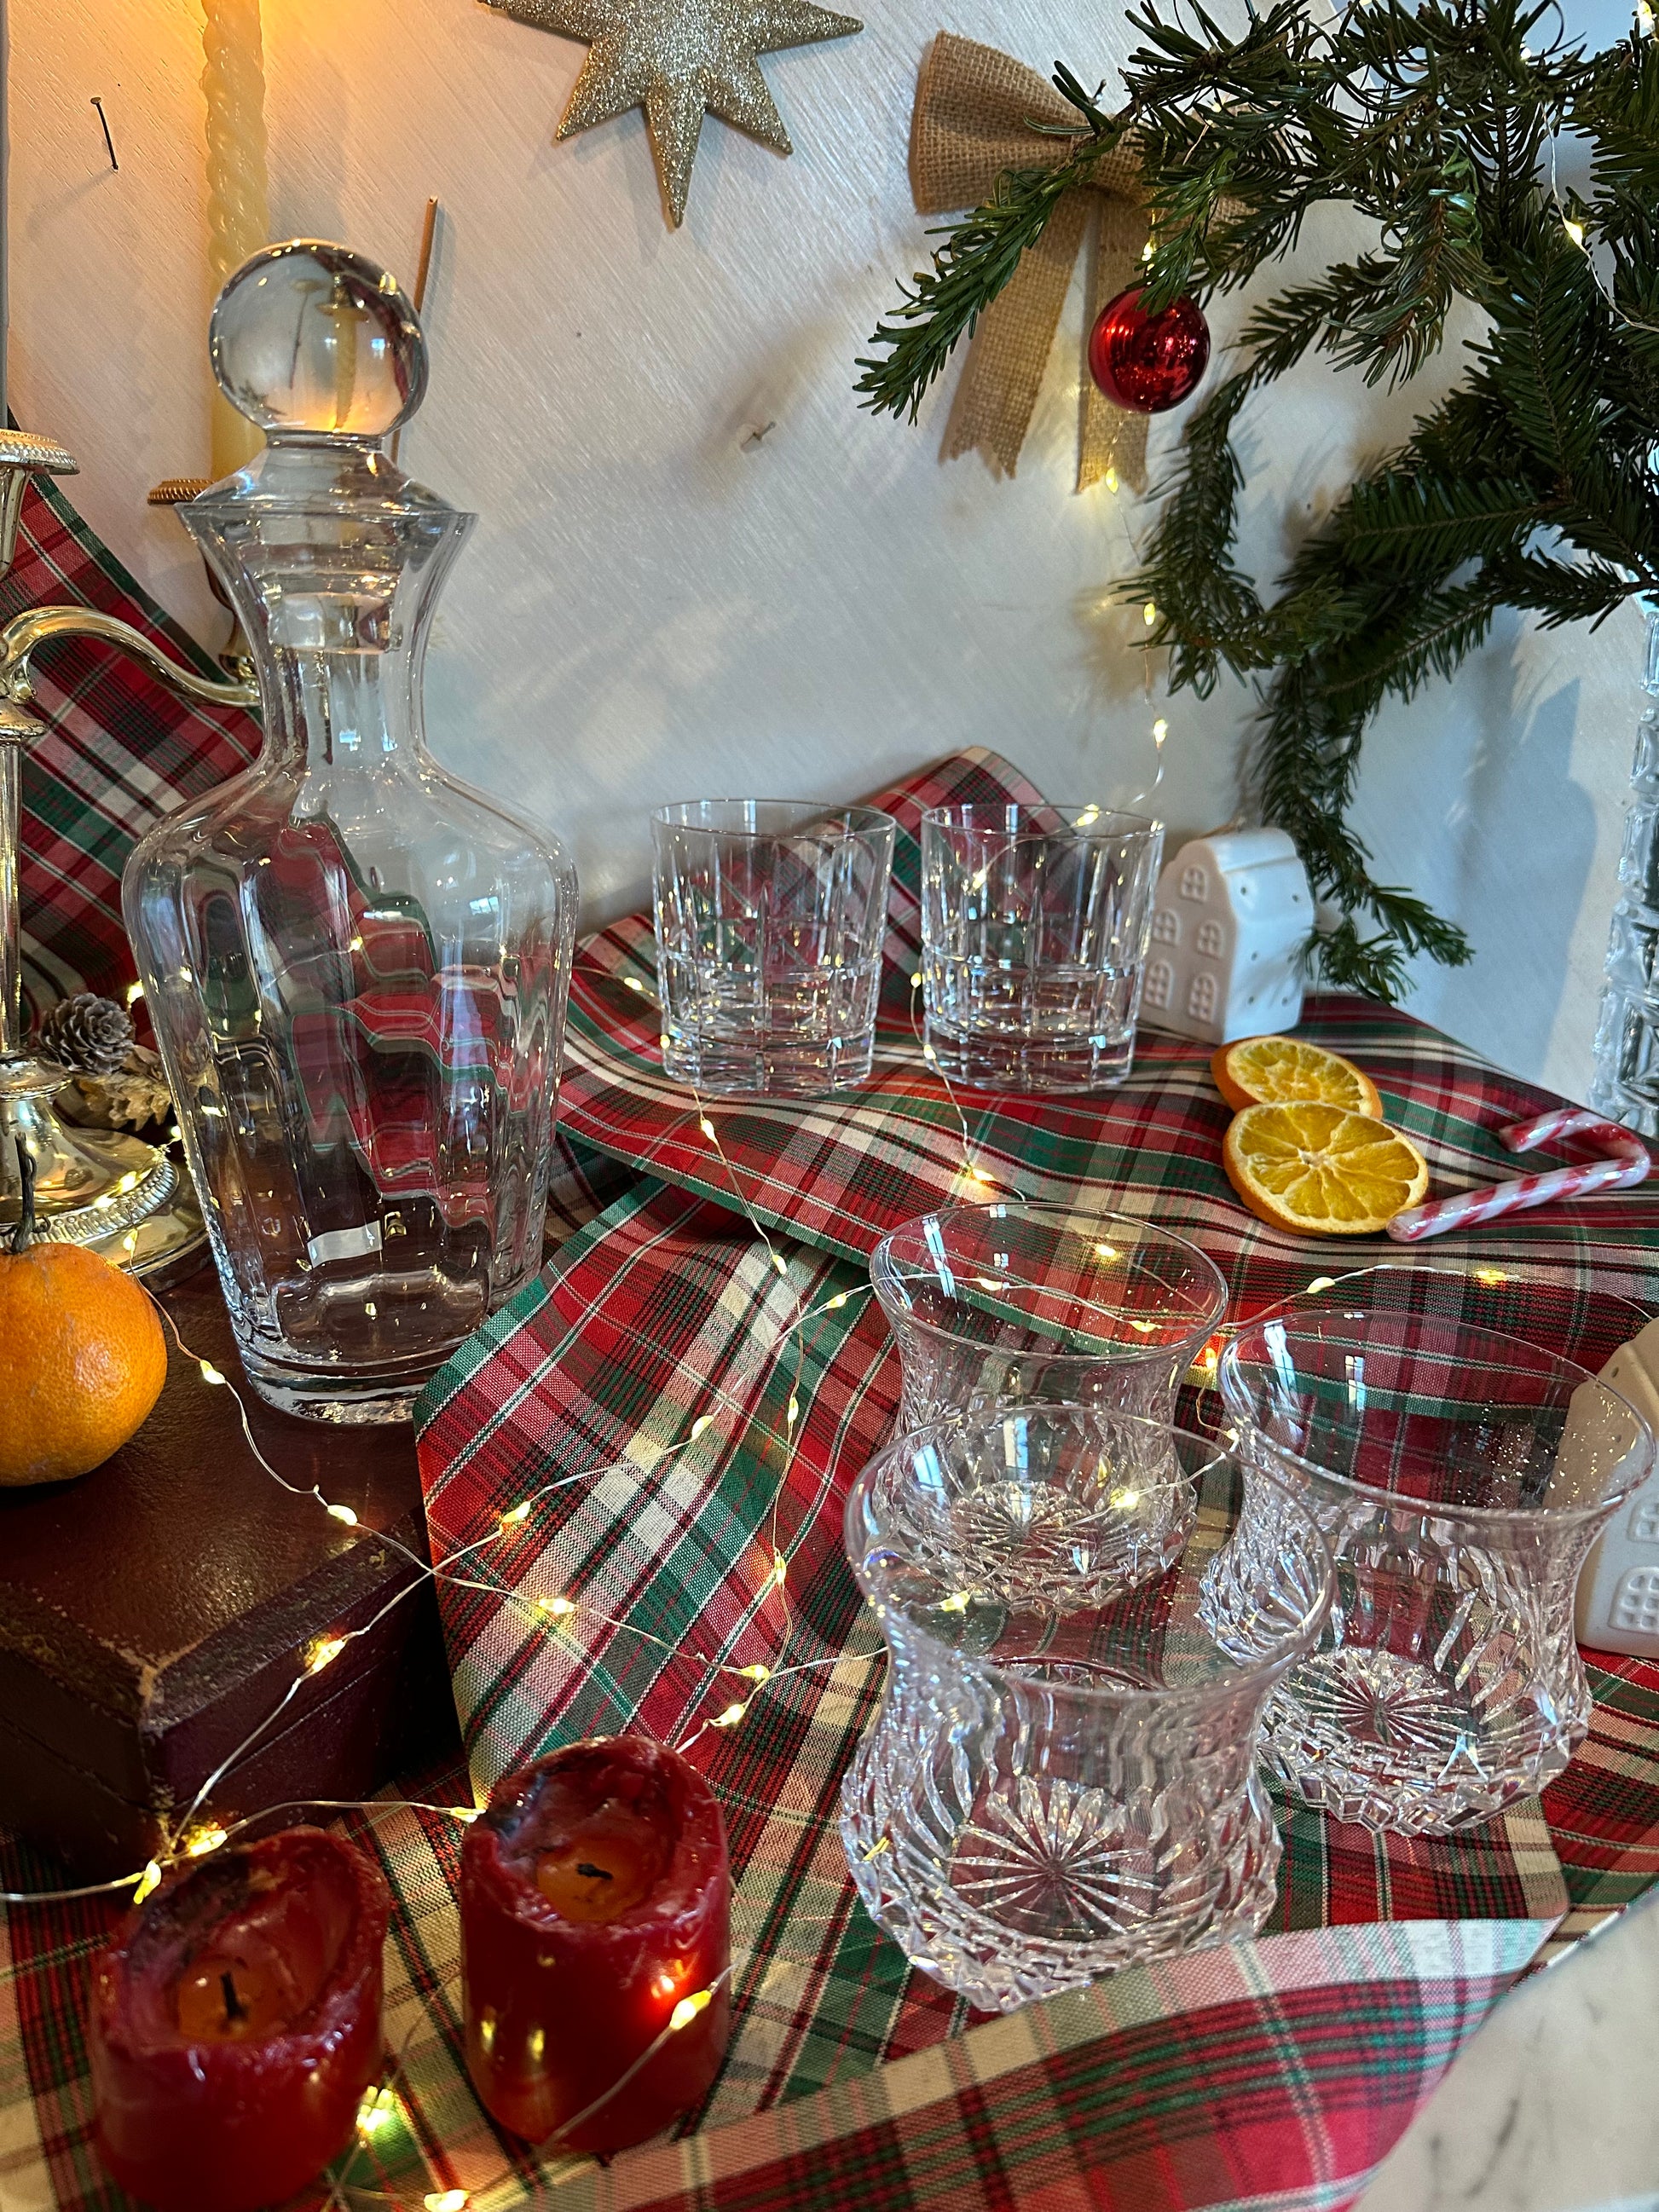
[1386,1106,1651,1243]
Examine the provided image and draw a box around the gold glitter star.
[485,0,861,227]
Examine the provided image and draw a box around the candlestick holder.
[0,427,251,1273]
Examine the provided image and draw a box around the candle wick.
[90,97,119,173]
[575,1863,613,1881]
[220,1970,246,2023]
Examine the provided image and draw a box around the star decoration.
[486,0,862,227]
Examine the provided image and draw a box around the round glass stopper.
[210,240,428,441]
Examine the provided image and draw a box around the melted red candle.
[461,1736,731,2153]
[90,1828,390,2212]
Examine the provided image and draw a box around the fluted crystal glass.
[841,1409,1332,2013]
[651,800,894,1095]
[123,244,576,1422]
[1219,1306,1653,1833]
[870,1202,1227,1435]
[920,804,1164,1092]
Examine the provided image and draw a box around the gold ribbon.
[909,32,1149,492]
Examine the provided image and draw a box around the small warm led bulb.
[668,1989,714,2032]
[307,1633,349,1675]
[327,1503,359,1527]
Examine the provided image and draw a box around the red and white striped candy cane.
[1386,1106,1651,1243]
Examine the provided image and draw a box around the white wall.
[11,0,1639,1100]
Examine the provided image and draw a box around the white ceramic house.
[1140,828,1314,1045]
[1576,1318,1659,1656]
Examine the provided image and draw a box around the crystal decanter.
[124,242,576,1421]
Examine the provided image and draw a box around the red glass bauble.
[1087,286,1211,413]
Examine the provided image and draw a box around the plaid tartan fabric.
[2,477,262,1027]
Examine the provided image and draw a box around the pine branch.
[854,151,1098,423]
[858,0,1659,1002]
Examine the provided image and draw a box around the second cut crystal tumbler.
[123,245,577,1422]
[841,1409,1332,2012]
[920,804,1164,1092]
[651,800,895,1095]
[1219,1306,1653,1833]
[870,1202,1227,1433]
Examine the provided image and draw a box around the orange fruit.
[1211,1036,1384,1118]
[1223,1101,1429,1237]
[0,1237,167,1483]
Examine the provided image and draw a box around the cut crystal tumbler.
[920,804,1164,1092]
[870,1202,1226,1434]
[123,245,576,1422]
[651,800,895,1095]
[1219,1306,1653,1833]
[841,1410,1332,2011]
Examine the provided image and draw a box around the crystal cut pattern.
[1220,1302,1650,1833]
[651,801,893,1096]
[123,245,577,1420]
[841,1412,1332,2012]
[870,1201,1226,1440]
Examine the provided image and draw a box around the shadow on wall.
[1356,621,1598,1086]
[1442,670,1595,1077]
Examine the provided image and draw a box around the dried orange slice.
[1212,1036,1384,1118]
[1223,1101,1429,1237]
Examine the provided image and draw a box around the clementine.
[0,1152,167,1483]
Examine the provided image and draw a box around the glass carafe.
[123,242,577,1422]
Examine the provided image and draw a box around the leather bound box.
[0,1273,458,1878]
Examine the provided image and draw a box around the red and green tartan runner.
[2,478,261,1028]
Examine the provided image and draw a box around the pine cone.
[35,992,136,1075]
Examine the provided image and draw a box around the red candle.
[461,1736,731,2152]
[90,1828,390,2212]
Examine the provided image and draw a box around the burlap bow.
[910,32,1149,492]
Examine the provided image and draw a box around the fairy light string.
[0,1113,882,1915]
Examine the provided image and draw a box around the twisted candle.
[201,0,269,477]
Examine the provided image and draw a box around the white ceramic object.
[1575,1316,1659,1655]
[1139,829,1314,1045]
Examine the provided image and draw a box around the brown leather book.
[0,1273,457,1876]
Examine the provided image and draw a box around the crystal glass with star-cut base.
[840,1410,1332,2013]
[1219,1306,1653,1834]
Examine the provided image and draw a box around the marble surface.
[1356,1888,1659,2212]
